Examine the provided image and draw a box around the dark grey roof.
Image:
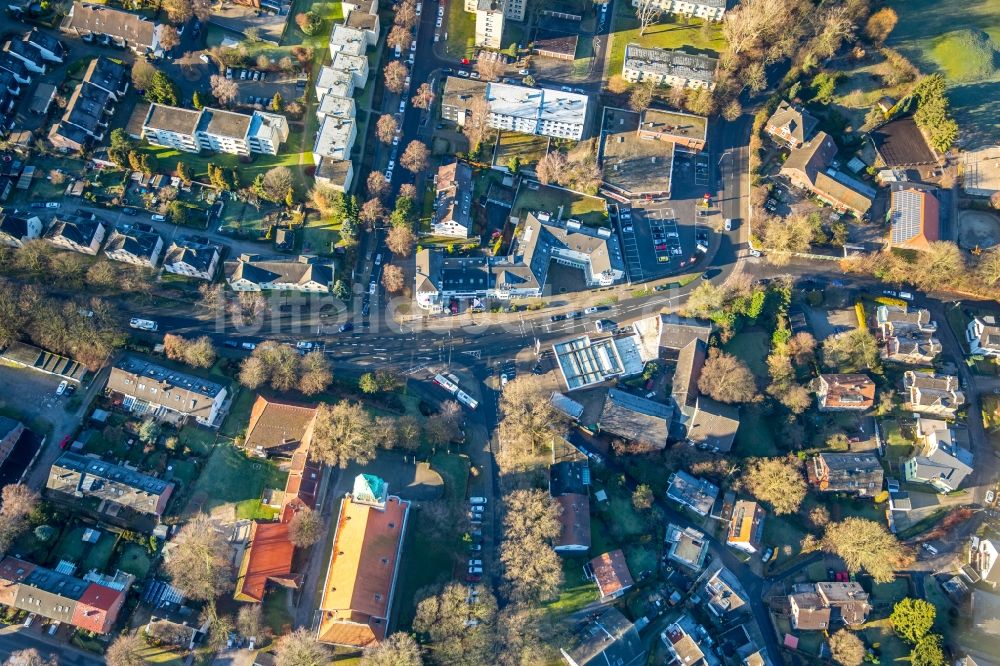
[0,53,29,79]
[672,338,707,411]
[0,210,34,240]
[224,255,334,289]
[47,451,173,515]
[44,213,103,246]
[62,81,112,134]
[0,415,21,439]
[659,315,712,352]
[27,28,65,56]
[3,38,44,67]
[563,606,645,666]
[550,459,589,497]
[686,396,739,452]
[84,56,128,96]
[598,388,673,449]
[766,100,818,144]
[623,45,718,83]
[164,239,219,273]
[63,2,158,50]
[105,224,161,259]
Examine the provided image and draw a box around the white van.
[151,214,166,221]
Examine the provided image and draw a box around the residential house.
[2,38,46,74]
[0,209,42,247]
[0,416,24,468]
[629,0,727,21]
[465,0,507,49]
[905,417,973,492]
[341,0,378,14]
[671,338,707,417]
[25,29,66,63]
[807,452,884,497]
[903,371,965,417]
[633,313,712,362]
[587,550,634,602]
[554,494,591,553]
[142,104,288,156]
[816,582,871,625]
[661,615,714,666]
[49,56,129,152]
[665,524,709,571]
[779,131,875,218]
[233,521,299,602]
[889,183,940,250]
[622,45,717,89]
[106,355,228,427]
[970,537,1000,589]
[243,395,317,458]
[764,100,818,148]
[316,474,410,648]
[882,331,941,364]
[637,108,708,152]
[701,567,748,620]
[560,606,645,666]
[145,606,208,651]
[597,388,673,451]
[666,471,719,516]
[225,254,335,293]
[343,11,379,46]
[46,451,174,519]
[0,53,31,85]
[0,557,126,634]
[789,592,831,630]
[441,78,589,140]
[968,317,1000,358]
[971,589,1000,638]
[162,239,221,281]
[726,500,764,554]
[686,396,740,453]
[431,162,474,238]
[815,374,875,411]
[61,2,163,55]
[875,306,936,337]
[104,224,163,267]
[43,212,106,255]
[550,452,591,553]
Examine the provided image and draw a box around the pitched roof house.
[46,451,174,518]
[225,254,334,293]
[779,131,875,218]
[0,556,126,633]
[106,355,228,427]
[316,475,410,648]
[560,606,645,666]
[808,452,884,497]
[43,212,106,255]
[554,494,591,553]
[61,2,162,54]
[633,313,712,362]
[816,374,875,411]
[789,592,831,630]
[244,396,317,458]
[671,338,707,416]
[903,371,965,417]
[587,550,634,602]
[970,537,1000,589]
[816,582,871,625]
[967,317,1000,358]
[597,388,673,451]
[726,500,765,554]
[686,396,740,452]
[889,183,940,249]
[701,566,747,619]
[104,224,163,267]
[234,521,299,603]
[0,209,42,247]
[883,331,941,364]
[905,418,973,492]
[876,305,936,336]
[162,240,221,281]
[765,100,818,148]
[666,471,719,516]
[661,616,711,666]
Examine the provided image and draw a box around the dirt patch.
[957,209,1000,249]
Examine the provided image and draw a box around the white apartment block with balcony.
[142,104,287,156]
[630,0,727,22]
[316,94,356,124]
[330,52,369,89]
[622,44,718,90]
[328,24,368,58]
[315,65,355,101]
[486,82,588,140]
[465,0,506,49]
[312,116,357,166]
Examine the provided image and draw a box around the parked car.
[55,380,67,396]
[549,314,567,322]
[468,559,482,567]
[761,547,775,563]
[241,342,256,350]
[468,566,483,575]
[469,497,487,504]
[199,53,210,64]
[296,341,318,350]
[724,218,733,231]
[60,435,72,450]
[584,306,598,314]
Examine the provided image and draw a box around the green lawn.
[444,0,477,59]
[221,388,257,439]
[723,328,770,378]
[605,2,725,83]
[880,416,914,462]
[494,132,550,171]
[235,499,282,520]
[733,407,780,456]
[763,514,808,564]
[137,646,187,666]
[431,453,471,503]
[114,543,153,579]
[513,183,608,227]
[179,425,216,457]
[544,558,597,619]
[53,527,117,571]
[262,588,294,634]
[186,444,287,515]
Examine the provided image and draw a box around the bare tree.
[367,171,389,199]
[698,349,758,403]
[740,457,807,515]
[498,377,564,471]
[261,166,293,202]
[383,60,408,94]
[105,634,145,666]
[298,351,332,396]
[822,328,879,372]
[387,25,412,51]
[628,81,654,112]
[361,632,423,666]
[236,604,266,642]
[382,264,405,293]
[3,649,56,666]
[414,583,497,665]
[210,74,239,106]
[359,198,386,227]
[400,141,430,173]
[164,514,232,612]
[386,225,416,256]
[722,99,743,121]
[288,508,323,547]
[0,484,39,553]
[822,518,911,583]
[475,58,505,82]
[192,0,212,21]
[410,83,435,110]
[829,629,866,666]
[392,0,418,29]
[312,400,375,468]
[274,628,331,666]
[535,151,568,185]
[376,114,399,144]
[163,0,193,24]
[159,25,180,51]
[633,0,663,36]
[131,60,157,91]
[500,490,563,602]
[462,95,493,149]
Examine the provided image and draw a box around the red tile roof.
[590,549,633,600]
[234,521,299,603]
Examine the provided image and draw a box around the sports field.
[887,0,1000,145]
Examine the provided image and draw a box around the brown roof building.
[554,493,591,553]
[244,395,317,457]
[808,452,884,497]
[765,100,818,148]
[234,521,299,603]
[780,131,875,218]
[889,183,940,250]
[789,592,831,630]
[816,374,875,411]
[317,475,410,648]
[588,549,634,602]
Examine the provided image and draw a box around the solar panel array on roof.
[891,188,923,244]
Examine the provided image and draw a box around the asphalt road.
[0,626,103,666]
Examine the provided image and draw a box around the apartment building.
[312,115,357,165]
[622,45,718,89]
[106,355,228,427]
[315,65,355,101]
[441,78,589,140]
[43,212,106,255]
[631,0,727,21]
[224,254,335,293]
[104,224,163,267]
[316,93,356,124]
[141,104,288,156]
[162,239,221,281]
[431,161,474,238]
[61,2,163,55]
[47,452,174,518]
[328,24,368,57]
[465,0,507,49]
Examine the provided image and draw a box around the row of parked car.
[226,67,269,81]
[466,497,486,583]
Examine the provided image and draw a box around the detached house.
[903,371,965,417]
[808,452,883,497]
[780,131,875,218]
[905,418,973,492]
[244,396,317,458]
[597,388,673,451]
[967,316,1000,358]
[162,239,221,281]
[225,254,335,293]
[765,100,818,148]
[104,224,163,267]
[44,212,106,255]
[46,451,174,519]
[587,550,634,602]
[726,500,764,554]
[666,471,719,517]
[106,355,228,427]
[0,209,42,247]
[970,537,1000,588]
[789,582,870,630]
[816,374,875,411]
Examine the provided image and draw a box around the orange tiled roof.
[590,549,633,598]
[234,521,298,603]
[317,494,410,647]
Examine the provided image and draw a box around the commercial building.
[637,108,708,152]
[225,254,335,293]
[622,45,717,89]
[46,451,174,518]
[141,104,288,156]
[317,474,410,648]
[106,355,228,427]
[441,78,589,140]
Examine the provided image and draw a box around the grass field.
[887,0,1000,145]
[114,543,153,579]
[544,558,597,619]
[54,527,116,571]
[443,0,476,60]
[513,183,608,227]
[734,407,779,457]
[187,444,287,515]
[605,1,725,82]
[221,388,257,439]
[494,132,550,172]
[723,328,770,378]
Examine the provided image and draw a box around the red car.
[461,58,470,65]
[60,435,72,450]
[465,574,481,583]
[655,243,667,251]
